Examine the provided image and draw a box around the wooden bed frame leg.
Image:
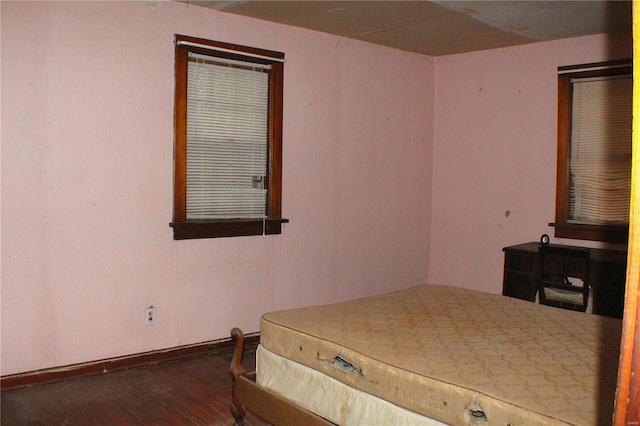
[230,327,247,426]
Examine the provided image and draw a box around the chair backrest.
[537,244,591,312]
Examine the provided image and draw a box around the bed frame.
[229,327,334,426]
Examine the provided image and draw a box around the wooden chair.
[537,244,591,312]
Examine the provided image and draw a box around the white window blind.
[569,74,632,225]
[186,53,270,220]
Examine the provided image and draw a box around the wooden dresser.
[502,242,627,318]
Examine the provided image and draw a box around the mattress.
[257,345,447,425]
[259,284,622,425]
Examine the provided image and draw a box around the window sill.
[170,218,289,240]
[550,222,629,245]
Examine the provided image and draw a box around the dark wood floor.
[1,347,271,425]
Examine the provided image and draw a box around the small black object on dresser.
[502,242,627,318]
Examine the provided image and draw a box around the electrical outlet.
[145,306,156,326]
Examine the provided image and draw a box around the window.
[171,35,287,240]
[554,60,632,244]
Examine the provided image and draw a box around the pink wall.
[2,1,631,377]
[429,32,632,294]
[0,1,434,375]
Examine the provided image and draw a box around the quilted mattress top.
[260,284,622,425]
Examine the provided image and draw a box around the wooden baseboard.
[1,333,260,391]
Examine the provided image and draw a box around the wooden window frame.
[553,60,632,245]
[170,35,288,240]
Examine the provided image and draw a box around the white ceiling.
[186,0,632,56]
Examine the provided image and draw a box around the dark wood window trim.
[170,219,289,240]
[171,35,288,240]
[553,60,631,245]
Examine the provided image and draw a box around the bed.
[229,284,622,425]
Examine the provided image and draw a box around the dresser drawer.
[504,251,535,273]
[503,271,536,301]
